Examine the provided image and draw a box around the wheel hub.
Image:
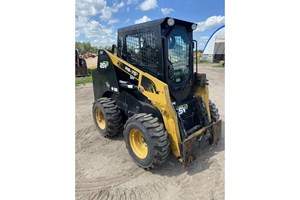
[129,128,148,159]
[95,108,106,129]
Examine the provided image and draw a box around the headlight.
[191,23,197,30]
[167,18,175,26]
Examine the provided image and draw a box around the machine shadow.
[109,131,125,141]
[150,121,225,177]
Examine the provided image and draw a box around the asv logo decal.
[99,61,109,69]
[177,104,188,115]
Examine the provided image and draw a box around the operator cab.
[117,17,198,104]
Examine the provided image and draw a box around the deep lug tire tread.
[124,113,170,170]
[209,100,220,122]
[93,97,123,138]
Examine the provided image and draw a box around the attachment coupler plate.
[181,119,222,167]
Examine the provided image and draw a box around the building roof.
[203,25,225,55]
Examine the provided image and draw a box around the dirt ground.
[75,64,225,200]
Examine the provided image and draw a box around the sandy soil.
[75,64,225,200]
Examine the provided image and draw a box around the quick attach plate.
[181,119,222,168]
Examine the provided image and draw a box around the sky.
[75,0,224,50]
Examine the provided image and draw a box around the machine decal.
[177,104,188,115]
[141,76,159,94]
[111,87,118,92]
[99,61,109,69]
[105,81,110,88]
[117,62,140,79]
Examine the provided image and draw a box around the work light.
[167,18,175,26]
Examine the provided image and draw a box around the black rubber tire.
[209,100,220,122]
[92,97,123,138]
[124,113,170,169]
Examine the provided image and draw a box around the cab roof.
[118,17,195,33]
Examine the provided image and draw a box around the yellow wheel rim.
[95,108,106,130]
[129,128,148,159]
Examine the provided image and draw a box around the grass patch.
[212,63,225,68]
[199,60,210,63]
[195,59,210,64]
[75,75,93,85]
[75,69,94,85]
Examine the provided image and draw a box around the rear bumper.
[181,119,222,167]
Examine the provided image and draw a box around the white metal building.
[201,25,225,62]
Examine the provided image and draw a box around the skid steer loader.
[92,17,222,169]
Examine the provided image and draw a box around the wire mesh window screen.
[125,31,157,69]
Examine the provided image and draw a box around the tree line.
[75,41,99,54]
[75,41,114,54]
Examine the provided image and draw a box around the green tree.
[75,41,99,54]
